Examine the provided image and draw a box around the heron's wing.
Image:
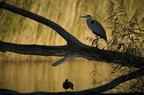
[91,20,107,41]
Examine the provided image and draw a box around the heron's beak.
[79,16,86,18]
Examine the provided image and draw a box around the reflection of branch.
[0,70,144,95]
[0,2,144,68]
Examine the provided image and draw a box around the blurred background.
[0,0,144,93]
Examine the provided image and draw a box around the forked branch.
[0,2,144,68]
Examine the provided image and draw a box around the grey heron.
[80,15,107,41]
[63,79,74,92]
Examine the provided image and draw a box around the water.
[0,58,111,93]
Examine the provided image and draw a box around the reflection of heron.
[80,15,107,41]
[63,79,74,92]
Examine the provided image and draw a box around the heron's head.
[79,15,92,19]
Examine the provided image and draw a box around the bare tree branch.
[0,40,143,68]
[0,41,67,56]
[52,54,81,66]
[0,2,144,68]
[81,69,144,94]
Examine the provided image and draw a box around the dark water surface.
[0,58,111,93]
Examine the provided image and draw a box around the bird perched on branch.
[80,15,107,41]
[63,79,74,92]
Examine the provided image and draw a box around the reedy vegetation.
[90,0,144,93]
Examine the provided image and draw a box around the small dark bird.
[63,79,74,92]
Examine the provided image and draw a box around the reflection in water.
[0,58,111,93]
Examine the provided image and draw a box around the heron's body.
[80,15,107,41]
[63,79,74,92]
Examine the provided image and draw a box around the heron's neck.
[87,17,92,21]
[86,18,93,30]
